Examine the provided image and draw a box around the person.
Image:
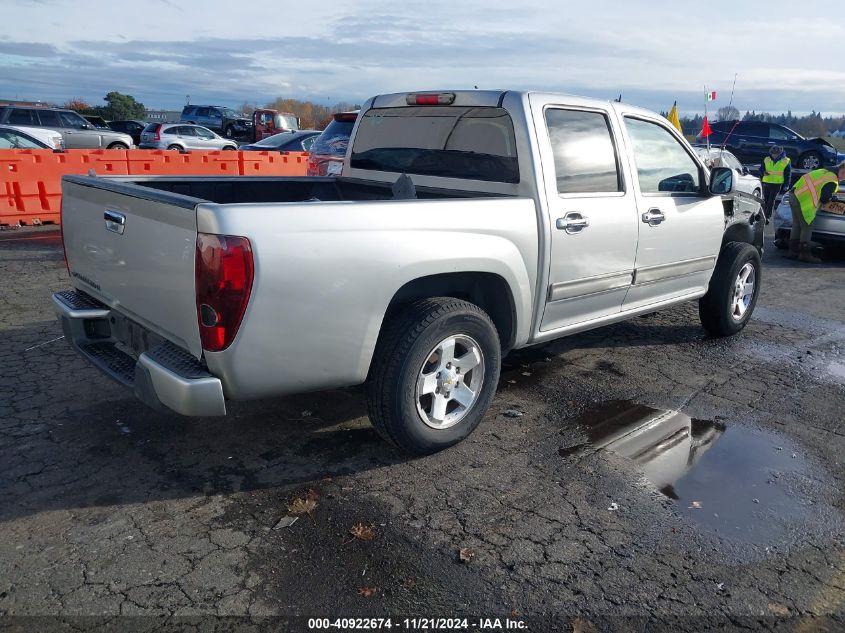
[760,145,791,223]
[784,160,845,263]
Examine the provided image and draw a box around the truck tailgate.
[61,177,202,358]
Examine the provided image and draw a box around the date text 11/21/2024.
[307,618,528,630]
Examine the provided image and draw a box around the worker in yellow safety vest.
[760,145,791,223]
[785,161,845,263]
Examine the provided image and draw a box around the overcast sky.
[3,0,844,116]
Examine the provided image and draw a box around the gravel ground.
[0,226,843,632]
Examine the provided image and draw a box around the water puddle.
[559,401,816,544]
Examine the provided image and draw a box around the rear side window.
[37,110,62,128]
[625,118,700,194]
[7,109,36,125]
[545,108,621,194]
[738,122,766,137]
[196,108,209,117]
[59,111,86,127]
[351,106,519,183]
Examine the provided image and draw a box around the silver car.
[139,123,238,151]
[774,182,845,248]
[694,147,762,197]
[0,106,134,149]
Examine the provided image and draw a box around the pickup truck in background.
[54,90,763,454]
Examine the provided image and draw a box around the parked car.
[307,111,358,176]
[108,120,147,146]
[693,147,762,197]
[0,124,64,149]
[83,115,110,130]
[774,183,845,248]
[0,106,134,149]
[699,120,838,171]
[139,123,238,151]
[180,105,252,139]
[55,89,761,455]
[239,130,320,153]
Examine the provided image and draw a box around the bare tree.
[717,105,740,121]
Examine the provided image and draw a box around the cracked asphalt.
[0,227,843,632]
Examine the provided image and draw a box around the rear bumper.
[53,289,226,416]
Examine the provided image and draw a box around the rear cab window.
[350,106,519,183]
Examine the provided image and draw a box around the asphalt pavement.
[0,226,843,632]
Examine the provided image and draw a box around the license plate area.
[820,201,845,215]
[110,312,165,358]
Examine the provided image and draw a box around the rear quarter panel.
[198,197,539,399]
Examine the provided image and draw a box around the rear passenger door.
[620,114,724,309]
[532,98,638,331]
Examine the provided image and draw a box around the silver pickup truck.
[54,90,764,454]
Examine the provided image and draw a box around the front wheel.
[365,297,501,455]
[799,151,821,170]
[699,242,761,337]
[107,142,128,150]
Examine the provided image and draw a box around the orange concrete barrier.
[0,148,312,226]
[240,151,310,176]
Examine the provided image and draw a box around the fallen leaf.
[503,409,524,418]
[288,496,318,515]
[768,602,790,617]
[571,617,598,633]
[510,609,519,618]
[357,585,377,598]
[350,523,376,541]
[459,547,475,563]
[306,488,320,501]
[401,577,416,589]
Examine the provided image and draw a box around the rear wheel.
[224,126,234,138]
[365,297,501,455]
[799,151,821,170]
[107,142,128,150]
[223,145,237,151]
[699,242,761,336]
[167,144,182,151]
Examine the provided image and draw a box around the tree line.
[62,92,360,129]
[671,105,845,138]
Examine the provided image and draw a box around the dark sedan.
[239,130,320,153]
[108,120,147,146]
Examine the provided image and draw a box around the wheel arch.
[722,220,763,253]
[381,272,517,355]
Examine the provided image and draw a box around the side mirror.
[741,165,749,175]
[710,166,734,195]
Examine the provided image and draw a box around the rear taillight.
[154,124,162,141]
[195,233,254,352]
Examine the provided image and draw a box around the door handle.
[104,210,126,235]
[641,208,666,227]
[556,212,590,234]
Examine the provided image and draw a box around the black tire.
[799,151,821,171]
[224,126,234,138]
[222,145,237,151]
[699,242,761,337]
[107,142,128,150]
[752,188,761,198]
[365,297,501,455]
[167,144,182,151]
